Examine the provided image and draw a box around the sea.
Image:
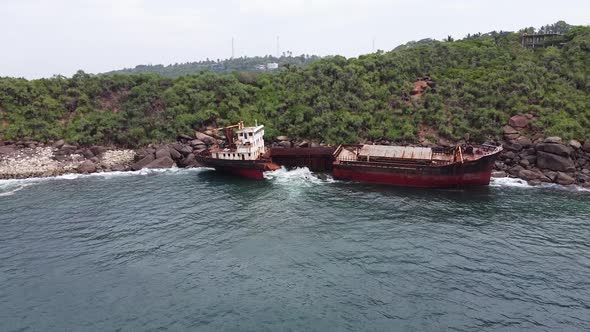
[1,167,589,331]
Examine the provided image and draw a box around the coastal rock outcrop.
[131,154,155,171]
[145,156,175,169]
[536,151,575,172]
[78,160,96,174]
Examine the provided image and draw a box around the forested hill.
[0,22,589,147]
[102,55,322,77]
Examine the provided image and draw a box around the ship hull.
[332,153,498,188]
[195,156,279,180]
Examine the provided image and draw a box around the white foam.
[490,177,532,188]
[0,167,210,196]
[264,167,336,185]
[490,176,590,192]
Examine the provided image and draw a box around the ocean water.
[1,168,590,331]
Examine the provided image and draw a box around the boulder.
[52,139,65,149]
[518,169,542,181]
[190,139,206,147]
[167,146,182,160]
[60,144,77,154]
[508,165,524,176]
[503,125,519,135]
[297,141,310,148]
[81,148,95,159]
[535,143,572,157]
[544,136,562,144]
[276,136,289,141]
[179,153,200,168]
[173,144,193,156]
[0,146,15,155]
[155,147,172,160]
[509,115,529,128]
[528,180,542,186]
[542,170,558,182]
[278,141,291,148]
[492,171,507,178]
[583,140,590,153]
[504,143,523,152]
[178,134,194,141]
[131,154,156,171]
[519,159,530,167]
[110,164,127,172]
[90,145,107,156]
[78,160,96,174]
[569,140,582,150]
[556,172,575,185]
[134,148,155,161]
[536,151,575,172]
[515,137,533,148]
[195,132,216,144]
[145,156,175,169]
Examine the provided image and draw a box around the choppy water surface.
[1,168,589,331]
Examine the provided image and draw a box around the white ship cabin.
[214,125,266,161]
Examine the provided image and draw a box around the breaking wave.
[264,167,336,185]
[0,168,210,196]
[490,176,590,192]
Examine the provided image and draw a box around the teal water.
[1,168,590,331]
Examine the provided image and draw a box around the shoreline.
[1,132,590,190]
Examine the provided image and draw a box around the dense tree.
[0,22,588,147]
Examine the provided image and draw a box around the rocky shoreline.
[1,123,590,189]
[0,135,209,180]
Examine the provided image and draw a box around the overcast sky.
[0,0,588,79]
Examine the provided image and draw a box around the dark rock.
[278,141,291,148]
[516,137,533,148]
[179,153,200,168]
[518,169,542,181]
[52,139,65,149]
[135,148,155,161]
[519,159,530,167]
[90,157,99,163]
[523,155,537,165]
[90,146,107,156]
[528,180,542,186]
[81,148,95,159]
[297,141,310,148]
[542,170,558,182]
[177,145,193,157]
[111,164,127,172]
[504,143,523,152]
[570,140,582,150]
[195,132,216,144]
[508,165,524,176]
[168,146,182,160]
[60,144,77,154]
[145,156,175,169]
[155,147,172,160]
[509,115,529,128]
[78,160,96,174]
[190,139,206,147]
[583,140,590,153]
[131,154,156,171]
[544,136,562,144]
[503,125,519,135]
[178,134,194,141]
[0,146,15,155]
[535,143,572,157]
[577,174,590,184]
[536,151,575,171]
[556,172,575,185]
[492,171,507,178]
[193,147,207,154]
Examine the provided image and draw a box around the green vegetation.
[1,22,589,147]
[103,54,321,78]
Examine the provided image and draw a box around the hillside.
[102,55,322,78]
[0,22,589,147]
